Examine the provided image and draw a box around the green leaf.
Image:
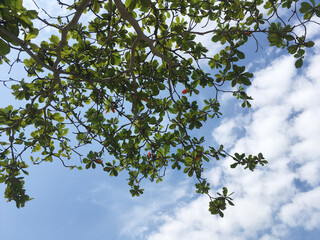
[49,35,60,45]
[211,34,221,42]
[93,0,100,13]
[230,163,238,168]
[7,0,22,11]
[223,187,228,196]
[0,39,10,55]
[125,0,137,11]
[305,41,315,48]
[53,113,64,122]
[295,58,303,68]
[183,167,190,173]
[300,2,313,13]
[25,28,39,41]
[287,45,298,54]
[237,51,245,59]
[241,77,251,86]
[25,10,38,19]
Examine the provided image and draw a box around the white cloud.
[111,177,195,239]
[297,161,320,187]
[212,118,238,149]
[279,187,320,230]
[247,55,296,107]
[144,40,320,239]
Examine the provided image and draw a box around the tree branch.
[114,0,177,67]
[53,0,92,68]
[50,0,91,103]
[0,26,54,71]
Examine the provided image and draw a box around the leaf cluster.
[0,0,318,216]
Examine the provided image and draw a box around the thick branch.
[50,0,91,101]
[54,0,92,68]
[114,0,176,67]
[130,37,140,114]
[0,26,54,71]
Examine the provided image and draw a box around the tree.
[0,0,319,216]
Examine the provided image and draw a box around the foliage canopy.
[0,0,319,216]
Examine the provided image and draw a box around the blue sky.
[1,1,320,239]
